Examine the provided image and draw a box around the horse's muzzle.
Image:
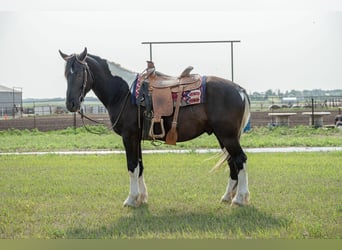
[66,99,80,112]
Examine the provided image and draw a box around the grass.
[1,126,341,239]
[1,152,341,239]
[0,125,341,152]
[241,126,342,147]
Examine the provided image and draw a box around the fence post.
[311,98,314,127]
[33,101,36,129]
[73,112,77,134]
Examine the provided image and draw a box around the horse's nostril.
[66,100,78,111]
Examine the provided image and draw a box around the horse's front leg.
[137,151,148,205]
[122,137,148,207]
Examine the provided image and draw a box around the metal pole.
[142,40,240,81]
[311,98,315,127]
[231,42,234,82]
[12,87,15,119]
[149,43,153,61]
[142,40,241,45]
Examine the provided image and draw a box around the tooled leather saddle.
[138,61,203,145]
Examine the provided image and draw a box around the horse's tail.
[238,90,251,137]
[210,90,250,173]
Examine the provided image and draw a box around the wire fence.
[0,97,341,131]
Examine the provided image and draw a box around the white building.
[0,85,23,118]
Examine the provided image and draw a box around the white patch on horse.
[232,163,250,206]
[106,61,137,89]
[221,177,237,203]
[123,165,140,207]
[239,91,245,102]
[138,174,148,204]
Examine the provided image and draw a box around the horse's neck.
[88,58,130,108]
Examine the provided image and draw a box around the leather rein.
[75,56,131,135]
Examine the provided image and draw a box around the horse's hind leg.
[219,138,250,206]
[230,152,249,206]
[220,155,238,203]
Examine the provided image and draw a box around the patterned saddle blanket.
[132,75,207,107]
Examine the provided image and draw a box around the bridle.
[74,55,94,104]
[70,54,133,134]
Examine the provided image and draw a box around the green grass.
[0,125,341,152]
[1,152,341,239]
[241,126,342,147]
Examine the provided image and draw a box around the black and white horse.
[59,48,251,207]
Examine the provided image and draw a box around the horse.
[59,48,251,207]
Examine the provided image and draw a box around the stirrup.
[149,118,165,139]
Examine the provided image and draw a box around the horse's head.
[59,47,93,112]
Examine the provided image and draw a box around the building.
[0,85,23,118]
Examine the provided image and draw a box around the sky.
[0,0,341,99]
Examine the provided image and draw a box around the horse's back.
[205,76,248,111]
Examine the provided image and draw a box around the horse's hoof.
[231,192,250,206]
[221,197,231,203]
[123,195,141,208]
[221,195,233,203]
[137,193,148,205]
[220,192,236,203]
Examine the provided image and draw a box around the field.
[0,125,342,152]
[0,127,341,239]
[1,152,341,239]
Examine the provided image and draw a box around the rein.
[76,57,135,134]
[77,109,105,135]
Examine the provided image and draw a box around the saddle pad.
[132,76,207,107]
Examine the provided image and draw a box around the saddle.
[141,61,202,145]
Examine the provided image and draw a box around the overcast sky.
[0,0,341,98]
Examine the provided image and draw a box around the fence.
[250,95,342,111]
[0,97,341,131]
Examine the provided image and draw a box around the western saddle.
[140,61,202,145]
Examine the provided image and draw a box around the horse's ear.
[58,49,69,60]
[59,50,71,61]
[78,47,88,63]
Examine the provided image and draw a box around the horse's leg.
[122,136,148,207]
[137,147,148,204]
[219,137,249,206]
[220,155,238,203]
[215,140,238,203]
[230,151,249,206]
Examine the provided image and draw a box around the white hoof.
[220,191,236,203]
[123,193,148,208]
[123,195,141,208]
[137,193,148,205]
[231,192,250,206]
